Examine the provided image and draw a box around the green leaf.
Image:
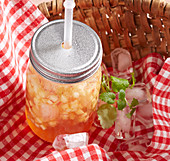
[99,92,116,104]
[130,98,139,108]
[118,89,125,100]
[97,104,117,129]
[126,107,136,118]
[111,76,129,93]
[126,98,138,118]
[117,99,126,110]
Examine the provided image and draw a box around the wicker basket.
[38,0,170,67]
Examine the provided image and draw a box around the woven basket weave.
[38,0,170,67]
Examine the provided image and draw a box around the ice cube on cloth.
[110,48,133,79]
[125,83,151,103]
[52,132,89,151]
[115,108,132,133]
[135,102,154,137]
[111,48,132,72]
[116,136,151,151]
[137,102,153,119]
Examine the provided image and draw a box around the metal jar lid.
[30,20,102,83]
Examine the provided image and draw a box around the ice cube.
[126,83,151,104]
[118,52,132,72]
[136,103,153,119]
[40,103,59,122]
[52,134,67,151]
[111,48,133,79]
[115,109,132,133]
[52,132,89,151]
[64,133,89,149]
[136,103,153,127]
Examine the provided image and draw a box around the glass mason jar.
[25,20,102,143]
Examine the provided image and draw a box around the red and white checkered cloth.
[0,0,170,160]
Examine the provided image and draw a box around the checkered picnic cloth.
[0,0,170,160]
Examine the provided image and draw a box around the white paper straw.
[63,0,75,49]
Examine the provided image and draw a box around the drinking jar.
[25,20,102,143]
